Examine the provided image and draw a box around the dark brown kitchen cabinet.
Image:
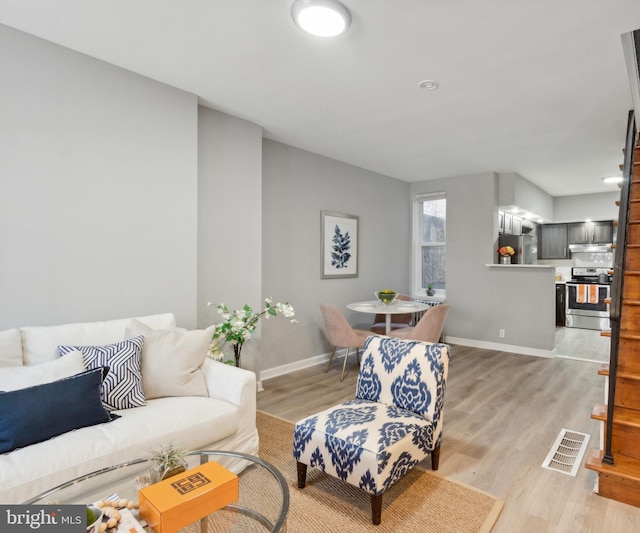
[592,221,613,243]
[556,283,566,326]
[568,221,613,245]
[539,224,569,259]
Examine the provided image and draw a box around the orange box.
[139,461,239,533]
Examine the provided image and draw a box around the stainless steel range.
[565,267,612,330]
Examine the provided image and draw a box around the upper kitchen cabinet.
[567,221,613,245]
[539,223,569,259]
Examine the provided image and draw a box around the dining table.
[347,300,431,335]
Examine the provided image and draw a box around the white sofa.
[0,313,259,504]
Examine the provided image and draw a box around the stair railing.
[603,109,636,465]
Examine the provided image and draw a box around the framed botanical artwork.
[321,211,359,279]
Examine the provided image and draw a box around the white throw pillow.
[0,350,85,392]
[126,320,212,399]
[0,329,23,367]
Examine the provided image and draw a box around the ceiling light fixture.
[291,0,351,37]
[602,176,623,184]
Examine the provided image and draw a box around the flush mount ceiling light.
[602,176,624,184]
[291,0,351,37]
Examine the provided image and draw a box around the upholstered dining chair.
[388,304,450,343]
[370,294,413,334]
[320,304,372,382]
[293,336,450,525]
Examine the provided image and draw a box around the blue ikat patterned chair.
[293,335,450,525]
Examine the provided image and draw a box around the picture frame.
[321,211,359,279]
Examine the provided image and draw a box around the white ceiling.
[2,0,640,197]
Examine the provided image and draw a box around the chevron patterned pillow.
[59,336,146,410]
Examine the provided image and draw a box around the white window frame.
[412,192,446,298]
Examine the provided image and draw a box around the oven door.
[565,283,610,316]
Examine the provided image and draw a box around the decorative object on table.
[497,245,515,264]
[426,283,435,296]
[207,298,297,368]
[86,505,103,533]
[374,289,397,305]
[92,494,143,533]
[321,211,359,279]
[150,444,188,483]
[139,461,239,533]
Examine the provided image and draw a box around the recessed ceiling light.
[419,80,439,91]
[291,0,351,37]
[602,176,623,184]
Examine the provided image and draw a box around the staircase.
[585,111,640,506]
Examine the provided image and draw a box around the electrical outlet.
[499,329,505,338]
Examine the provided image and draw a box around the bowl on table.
[375,291,397,305]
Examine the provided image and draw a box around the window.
[414,193,446,294]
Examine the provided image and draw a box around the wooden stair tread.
[598,364,609,376]
[601,331,612,337]
[620,333,640,341]
[586,448,640,481]
[591,403,640,427]
[592,403,607,420]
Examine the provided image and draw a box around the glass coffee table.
[24,451,289,533]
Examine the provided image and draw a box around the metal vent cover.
[541,429,590,476]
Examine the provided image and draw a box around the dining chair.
[320,304,372,382]
[388,304,450,343]
[370,294,413,334]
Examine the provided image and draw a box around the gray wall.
[260,140,411,374]
[499,172,554,221]
[412,173,555,352]
[0,24,199,329]
[553,192,620,222]
[197,107,263,374]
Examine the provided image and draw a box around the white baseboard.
[444,336,554,358]
[258,337,553,388]
[259,352,331,384]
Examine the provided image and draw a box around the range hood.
[568,243,613,253]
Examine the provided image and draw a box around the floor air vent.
[541,428,590,476]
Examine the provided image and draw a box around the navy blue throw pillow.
[0,367,112,454]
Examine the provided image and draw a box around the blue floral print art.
[331,224,351,268]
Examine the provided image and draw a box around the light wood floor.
[257,345,640,532]
[555,326,611,363]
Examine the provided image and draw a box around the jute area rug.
[182,411,503,532]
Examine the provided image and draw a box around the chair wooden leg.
[431,443,441,470]
[341,347,351,382]
[371,493,383,525]
[325,347,337,373]
[296,461,307,488]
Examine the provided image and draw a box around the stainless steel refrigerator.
[498,234,538,264]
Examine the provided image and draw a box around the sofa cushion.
[0,328,22,367]
[126,320,211,399]
[59,337,146,411]
[0,367,112,454]
[0,350,85,392]
[21,313,176,365]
